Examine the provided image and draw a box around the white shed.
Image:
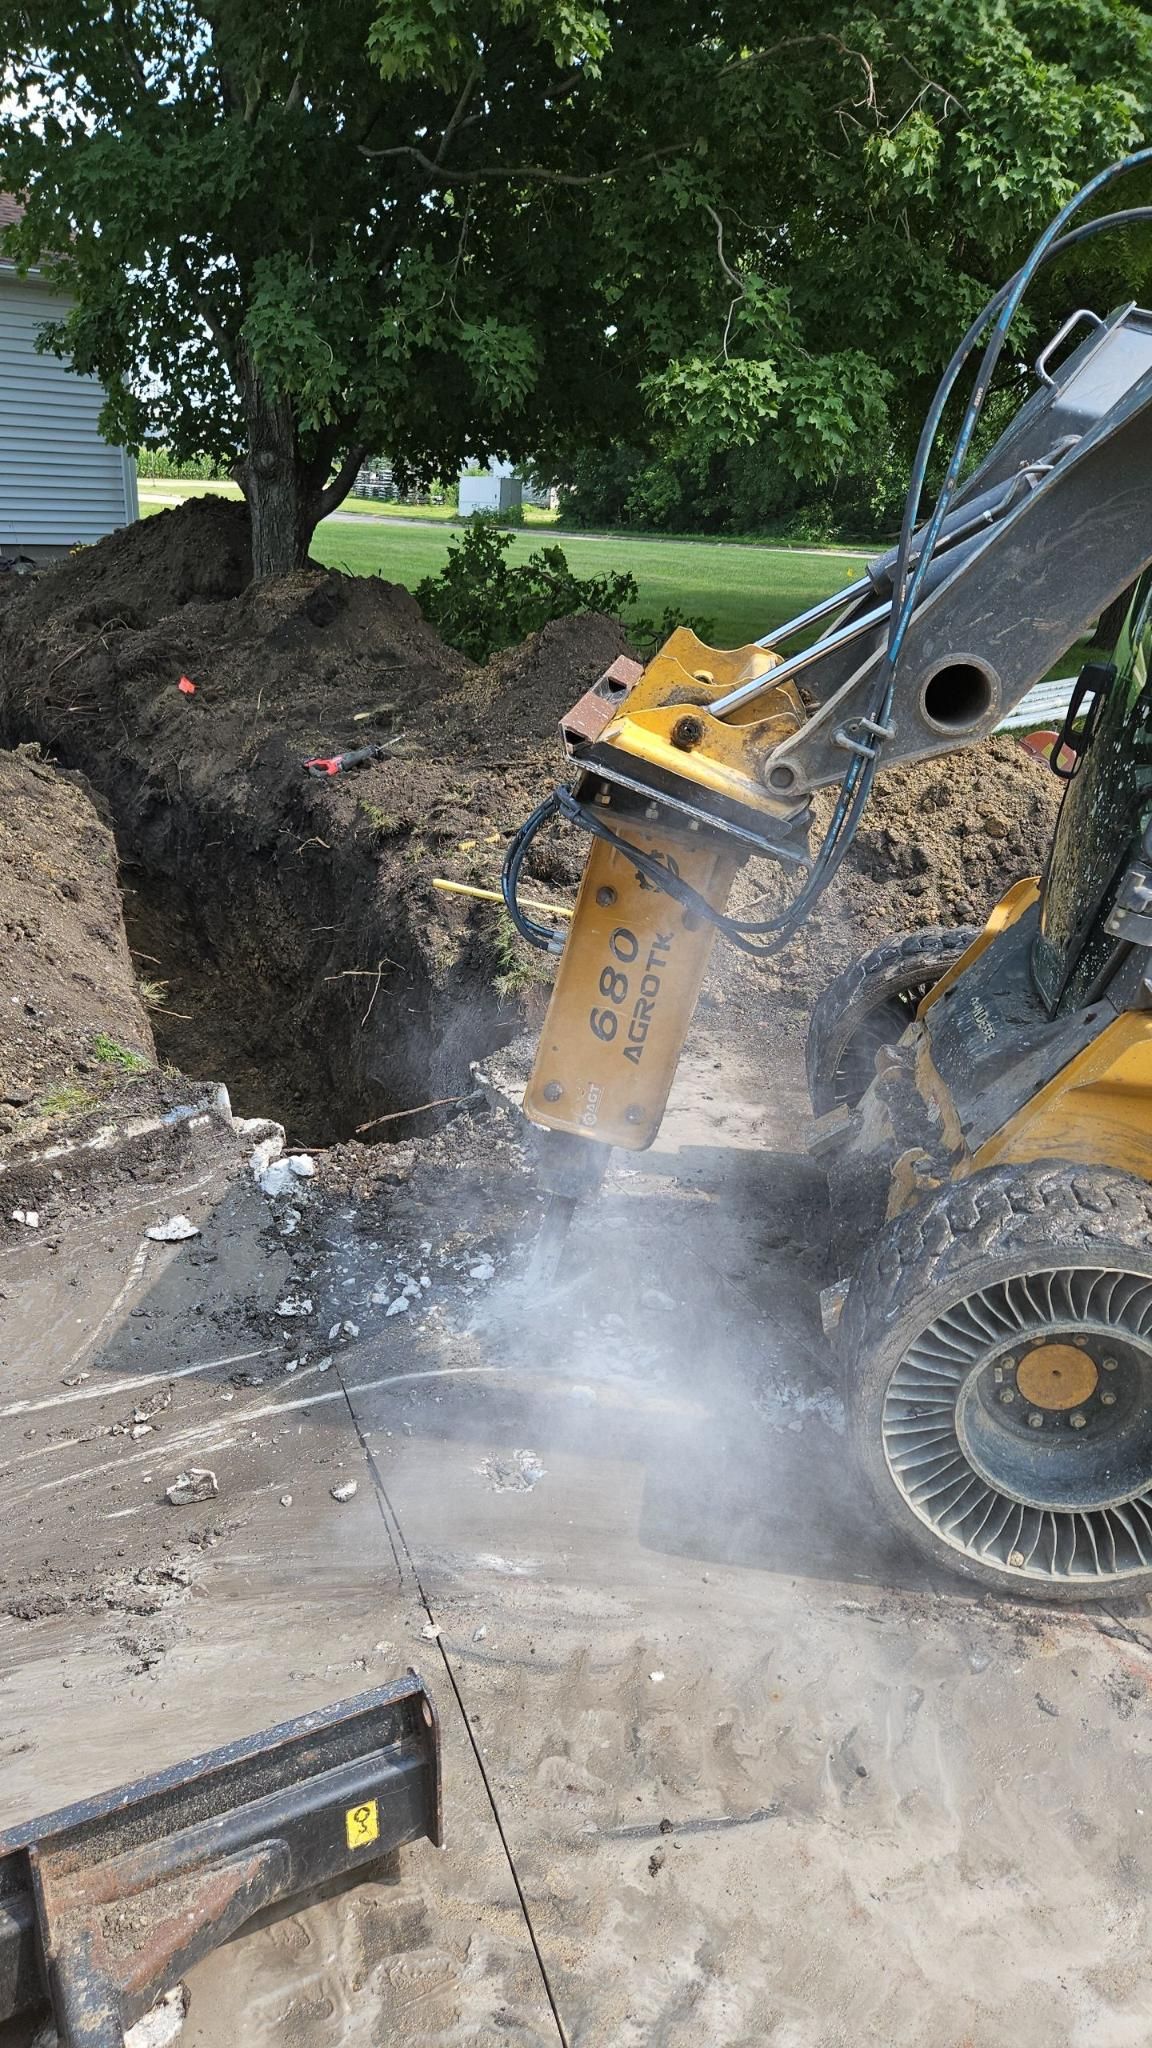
[0,194,138,561]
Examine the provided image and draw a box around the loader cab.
[1033,573,1152,1012]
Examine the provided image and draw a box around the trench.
[111,820,512,1147]
[2,686,513,1146]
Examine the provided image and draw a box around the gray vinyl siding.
[0,271,137,551]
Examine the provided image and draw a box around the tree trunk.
[235,357,369,581]
[236,355,318,579]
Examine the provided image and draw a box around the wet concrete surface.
[3,1048,1152,2045]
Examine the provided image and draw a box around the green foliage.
[4,0,1152,570]
[136,450,229,482]
[90,1034,149,1072]
[415,523,638,660]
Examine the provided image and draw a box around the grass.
[37,1085,97,1119]
[91,1032,150,1073]
[137,479,866,646]
[133,484,1088,677]
[312,522,862,648]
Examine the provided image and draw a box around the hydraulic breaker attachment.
[524,806,744,1152]
[0,1676,441,2047]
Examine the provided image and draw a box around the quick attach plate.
[0,1676,441,2047]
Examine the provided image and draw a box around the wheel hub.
[1016,1342,1098,1410]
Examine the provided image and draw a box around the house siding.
[0,272,137,553]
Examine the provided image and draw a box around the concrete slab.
[4,1054,1152,2046]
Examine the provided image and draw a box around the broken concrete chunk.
[330,1480,358,1503]
[10,1209,39,1228]
[164,1467,218,1507]
[258,1160,297,1199]
[469,1258,496,1282]
[126,1985,189,2048]
[145,1215,200,1243]
[248,1131,286,1182]
[385,1295,410,1317]
[287,1153,316,1178]
[277,1296,313,1317]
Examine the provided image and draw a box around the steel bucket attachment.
[0,1675,441,2046]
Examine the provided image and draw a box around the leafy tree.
[3,1,1151,579]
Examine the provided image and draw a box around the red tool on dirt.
[303,743,392,778]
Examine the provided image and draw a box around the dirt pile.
[0,747,154,1128]
[0,498,633,1142]
[3,495,253,631]
[718,737,1064,1046]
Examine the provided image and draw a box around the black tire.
[843,1161,1152,1603]
[806,925,978,1116]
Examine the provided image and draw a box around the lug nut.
[1008,1550,1025,1568]
[595,886,617,907]
[1070,1412,1087,1429]
[1101,1389,1117,1406]
[1028,1412,1044,1429]
[999,1389,1016,1405]
[1103,1356,1119,1371]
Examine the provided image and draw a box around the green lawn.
[310,521,863,648]
[138,480,865,647]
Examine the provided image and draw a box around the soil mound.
[465,614,637,744]
[0,746,154,1133]
[713,736,1063,1049]
[14,495,253,632]
[0,499,630,1140]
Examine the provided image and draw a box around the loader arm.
[513,295,1152,1171]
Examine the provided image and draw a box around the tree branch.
[721,33,878,118]
[170,248,240,382]
[703,204,745,361]
[318,440,369,519]
[435,62,482,167]
[110,0,152,99]
[358,142,684,186]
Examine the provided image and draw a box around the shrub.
[415,524,639,662]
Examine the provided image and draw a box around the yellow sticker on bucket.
[345,1798,379,1850]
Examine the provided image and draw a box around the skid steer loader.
[503,150,1152,1603]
